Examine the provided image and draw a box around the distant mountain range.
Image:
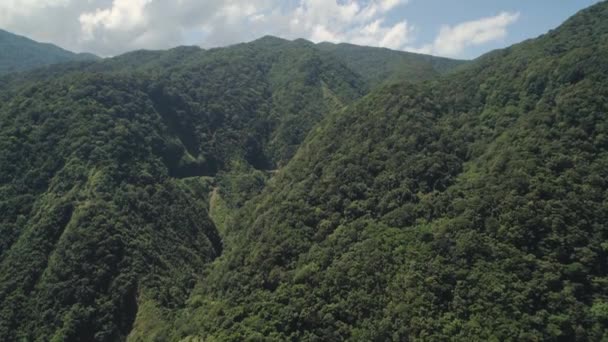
[0,29,99,75]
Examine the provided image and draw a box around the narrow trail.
[208,186,219,215]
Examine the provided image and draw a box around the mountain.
[0,36,373,341]
[0,29,99,75]
[317,41,467,87]
[0,33,460,341]
[1,2,607,341]
[165,2,608,341]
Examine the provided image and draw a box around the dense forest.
[0,1,607,341]
[162,3,608,340]
[0,32,461,341]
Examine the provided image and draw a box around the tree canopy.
[0,2,607,341]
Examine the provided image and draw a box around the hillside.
[0,2,607,341]
[0,29,99,75]
[0,36,373,341]
[317,42,467,87]
[166,2,608,341]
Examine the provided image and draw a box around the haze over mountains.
[0,2,607,341]
[0,29,99,76]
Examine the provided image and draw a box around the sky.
[0,0,602,59]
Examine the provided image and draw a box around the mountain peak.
[253,35,290,44]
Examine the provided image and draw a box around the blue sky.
[393,0,602,58]
[0,0,603,58]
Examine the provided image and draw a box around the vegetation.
[0,2,607,341]
[167,2,608,341]
[0,34,393,341]
[317,42,467,87]
[0,29,98,75]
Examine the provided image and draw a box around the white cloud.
[413,12,520,57]
[79,0,152,40]
[345,19,412,49]
[284,0,412,49]
[172,0,413,51]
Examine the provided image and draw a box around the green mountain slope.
[0,37,372,341]
[168,2,608,341]
[317,42,467,87]
[0,29,99,75]
[1,2,607,341]
[0,74,224,341]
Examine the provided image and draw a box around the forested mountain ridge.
[0,2,607,342]
[0,32,465,341]
[0,36,375,341]
[164,2,608,341]
[0,29,99,75]
[317,41,467,87]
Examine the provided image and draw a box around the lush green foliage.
[2,3,608,341]
[166,3,608,341]
[0,34,431,341]
[0,29,98,75]
[0,74,224,341]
